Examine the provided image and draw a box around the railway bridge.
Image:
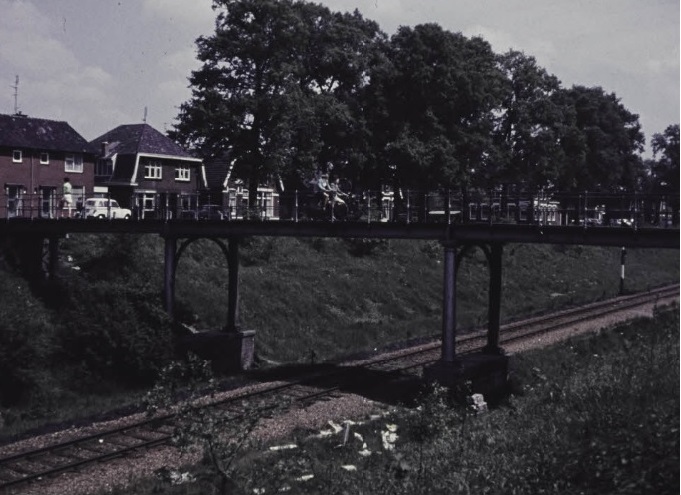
[0,218,678,393]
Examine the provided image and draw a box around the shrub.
[56,279,174,388]
[0,276,57,406]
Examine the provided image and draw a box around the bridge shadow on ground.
[244,361,430,409]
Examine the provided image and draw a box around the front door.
[39,186,57,218]
[5,185,24,218]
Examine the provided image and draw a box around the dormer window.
[40,152,49,164]
[12,150,22,163]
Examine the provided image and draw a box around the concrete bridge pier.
[424,240,509,400]
[163,235,255,372]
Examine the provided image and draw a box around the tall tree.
[555,85,644,191]
[492,51,568,190]
[373,24,505,191]
[170,0,384,199]
[649,124,679,193]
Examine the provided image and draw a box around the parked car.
[198,204,229,220]
[82,198,132,219]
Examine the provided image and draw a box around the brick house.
[90,123,205,219]
[0,113,96,218]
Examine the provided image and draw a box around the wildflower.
[381,427,398,451]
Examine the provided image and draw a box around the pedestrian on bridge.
[61,177,73,218]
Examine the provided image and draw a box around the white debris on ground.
[268,443,298,451]
[156,468,195,486]
[295,474,314,482]
[358,443,372,457]
[381,424,399,451]
[468,393,488,414]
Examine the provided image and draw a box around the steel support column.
[226,236,240,332]
[163,236,177,318]
[484,242,504,354]
[441,242,457,362]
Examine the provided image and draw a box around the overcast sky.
[1,0,678,155]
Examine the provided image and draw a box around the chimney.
[101,141,109,157]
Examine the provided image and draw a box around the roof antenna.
[143,106,148,123]
[11,75,20,115]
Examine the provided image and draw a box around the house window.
[65,154,83,173]
[144,161,162,179]
[175,166,190,181]
[40,152,49,164]
[12,150,22,163]
[96,159,113,177]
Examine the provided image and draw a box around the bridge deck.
[0,218,677,248]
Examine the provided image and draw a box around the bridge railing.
[1,191,678,228]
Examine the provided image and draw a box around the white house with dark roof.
[90,123,206,219]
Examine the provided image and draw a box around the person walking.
[61,177,73,218]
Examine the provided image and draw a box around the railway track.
[0,285,677,492]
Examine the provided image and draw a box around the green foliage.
[0,272,57,406]
[171,0,385,193]
[377,24,505,189]
[0,233,677,442]
[124,309,679,495]
[169,0,654,193]
[143,355,289,494]
[555,85,645,191]
[649,124,680,193]
[56,279,174,388]
[493,50,565,188]
[343,237,389,257]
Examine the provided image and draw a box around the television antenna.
[11,75,19,114]
[143,106,148,123]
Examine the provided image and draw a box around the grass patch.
[113,308,679,494]
[0,235,677,442]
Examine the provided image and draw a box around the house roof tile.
[0,113,94,153]
[90,123,197,159]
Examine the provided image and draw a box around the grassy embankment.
[177,236,677,363]
[0,234,678,440]
[109,307,680,495]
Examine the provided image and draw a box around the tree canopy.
[648,124,680,193]
[171,0,665,195]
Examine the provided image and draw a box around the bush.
[0,276,57,406]
[57,278,174,388]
